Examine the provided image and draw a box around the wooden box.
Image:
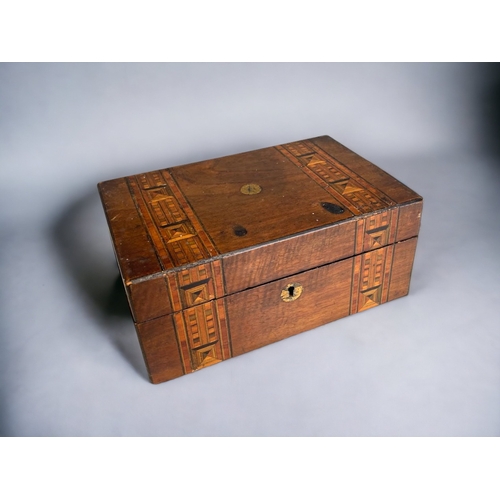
[98,136,422,384]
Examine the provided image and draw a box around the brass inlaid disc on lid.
[240,183,262,195]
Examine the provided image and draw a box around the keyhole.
[281,282,303,302]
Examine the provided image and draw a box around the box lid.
[98,136,422,323]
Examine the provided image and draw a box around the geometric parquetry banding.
[183,282,210,306]
[138,171,167,190]
[130,170,214,270]
[177,264,216,309]
[361,209,395,252]
[164,223,195,243]
[280,140,388,214]
[183,302,223,371]
[193,345,220,370]
[359,286,382,311]
[185,302,218,349]
[366,225,389,249]
[283,141,314,157]
[332,179,363,195]
[350,245,393,315]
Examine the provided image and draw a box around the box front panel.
[226,258,353,356]
[136,237,418,383]
[222,205,403,295]
[125,201,419,320]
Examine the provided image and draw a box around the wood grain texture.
[227,258,353,357]
[170,145,353,254]
[135,313,184,384]
[396,200,423,242]
[127,275,172,323]
[388,237,418,301]
[222,219,356,294]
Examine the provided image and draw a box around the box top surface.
[99,136,422,286]
[170,142,353,254]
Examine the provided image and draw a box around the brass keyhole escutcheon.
[240,183,262,195]
[281,282,303,302]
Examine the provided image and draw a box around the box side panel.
[98,178,162,282]
[135,314,184,384]
[309,136,422,205]
[388,237,419,301]
[396,200,423,242]
[127,276,172,323]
